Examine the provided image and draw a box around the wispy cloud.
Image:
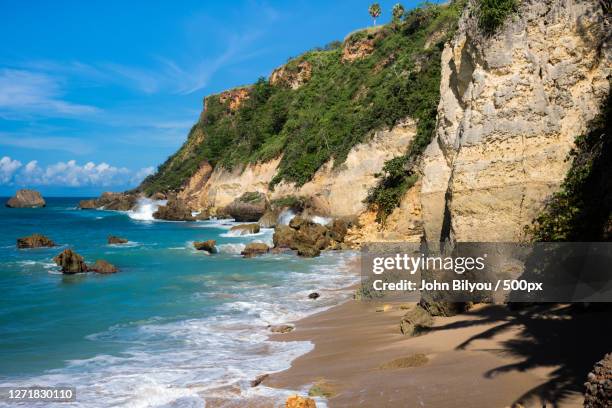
[0,132,94,155]
[0,155,153,188]
[0,69,100,119]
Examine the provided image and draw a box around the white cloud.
[0,156,22,183]
[1,156,152,188]
[0,69,100,119]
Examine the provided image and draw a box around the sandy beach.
[263,297,611,407]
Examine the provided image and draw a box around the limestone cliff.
[144,0,610,245]
[421,0,610,242]
[178,120,416,218]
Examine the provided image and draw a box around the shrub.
[141,1,465,208]
[476,0,518,35]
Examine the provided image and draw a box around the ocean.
[0,197,358,407]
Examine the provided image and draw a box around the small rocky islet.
[5,189,46,208]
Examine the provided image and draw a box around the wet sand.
[264,300,590,407]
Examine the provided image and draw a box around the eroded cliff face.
[179,120,416,217]
[421,0,611,242]
[177,0,609,245]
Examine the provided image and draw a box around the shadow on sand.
[427,303,611,407]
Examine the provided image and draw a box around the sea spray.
[127,198,167,221]
[278,209,296,225]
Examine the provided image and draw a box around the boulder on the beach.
[108,235,128,245]
[194,239,217,253]
[250,373,269,387]
[308,292,320,300]
[53,249,88,274]
[285,395,316,408]
[17,234,56,249]
[153,197,194,221]
[230,223,260,235]
[6,189,46,208]
[241,242,269,258]
[584,353,612,408]
[91,259,118,274]
[399,305,434,336]
[225,192,267,222]
[269,324,294,333]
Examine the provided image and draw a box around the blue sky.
[0,0,431,196]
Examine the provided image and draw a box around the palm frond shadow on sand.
[427,304,611,408]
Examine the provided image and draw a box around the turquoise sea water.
[0,197,357,407]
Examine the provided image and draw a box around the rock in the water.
[108,235,128,245]
[285,395,316,408]
[297,245,321,258]
[225,192,267,222]
[79,192,137,211]
[91,260,118,274]
[308,292,320,300]
[230,223,260,235]
[6,189,45,208]
[194,240,217,253]
[269,324,294,333]
[584,353,612,408]
[399,305,434,336]
[17,234,55,249]
[272,216,347,257]
[78,199,98,209]
[53,249,88,274]
[153,197,194,221]
[250,373,269,387]
[273,225,297,248]
[241,242,269,258]
[258,209,278,228]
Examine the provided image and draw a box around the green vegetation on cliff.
[527,86,611,241]
[140,1,465,196]
[476,0,518,35]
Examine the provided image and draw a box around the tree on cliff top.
[392,3,405,23]
[369,3,382,25]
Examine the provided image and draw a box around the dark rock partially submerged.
[108,235,128,245]
[250,373,269,387]
[54,249,88,274]
[308,292,320,299]
[225,192,267,222]
[91,260,118,274]
[17,234,55,249]
[194,239,217,253]
[269,324,294,333]
[79,192,137,211]
[6,189,45,208]
[241,242,269,258]
[272,216,349,257]
[230,223,260,235]
[153,197,194,221]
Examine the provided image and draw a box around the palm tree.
[392,3,405,22]
[368,3,382,26]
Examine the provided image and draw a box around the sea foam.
[127,198,167,221]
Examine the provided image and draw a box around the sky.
[0,0,433,196]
